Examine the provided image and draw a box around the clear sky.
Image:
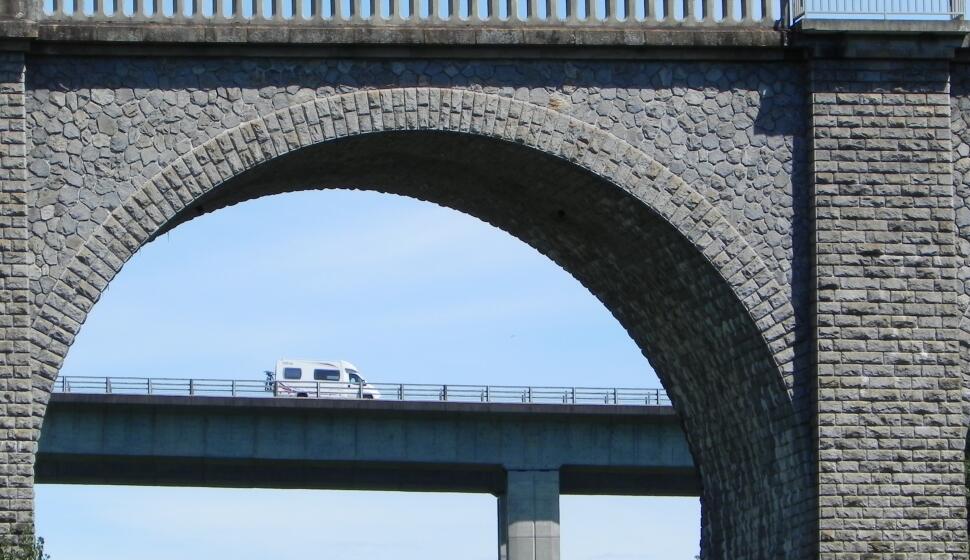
[36,189,700,559]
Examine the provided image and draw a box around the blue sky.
[36,189,700,559]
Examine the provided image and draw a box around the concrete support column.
[811,59,967,558]
[0,52,31,536]
[497,470,559,560]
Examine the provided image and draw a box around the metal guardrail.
[53,375,670,406]
[791,0,964,19]
[41,0,783,26]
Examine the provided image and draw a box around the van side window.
[349,373,363,384]
[314,369,340,381]
[283,367,302,380]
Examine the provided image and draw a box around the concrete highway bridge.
[1,0,970,559]
[36,391,696,559]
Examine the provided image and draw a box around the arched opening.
[31,109,809,558]
[38,189,702,559]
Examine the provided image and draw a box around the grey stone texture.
[20,58,812,559]
[812,59,967,559]
[946,64,970,446]
[23,58,805,322]
[0,39,963,560]
[0,52,32,537]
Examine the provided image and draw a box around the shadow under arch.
[31,89,811,559]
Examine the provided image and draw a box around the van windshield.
[349,373,363,384]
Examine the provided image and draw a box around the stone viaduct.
[0,0,969,558]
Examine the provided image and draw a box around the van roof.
[278,359,359,370]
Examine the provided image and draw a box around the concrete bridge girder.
[37,395,697,560]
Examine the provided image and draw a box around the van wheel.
[363,394,374,400]
[297,392,309,398]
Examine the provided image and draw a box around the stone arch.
[30,88,810,559]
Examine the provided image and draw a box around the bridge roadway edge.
[35,393,700,496]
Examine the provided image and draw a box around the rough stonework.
[25,81,812,559]
[0,52,32,536]
[0,19,963,560]
[946,65,970,437]
[814,59,967,558]
[23,59,807,329]
[16,54,815,558]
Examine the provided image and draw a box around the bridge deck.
[37,393,699,496]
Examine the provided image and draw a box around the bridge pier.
[810,58,967,558]
[497,470,560,560]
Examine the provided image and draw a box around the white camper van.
[267,359,382,399]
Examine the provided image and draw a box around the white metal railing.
[41,0,969,24]
[40,0,784,25]
[52,375,670,406]
[792,0,964,19]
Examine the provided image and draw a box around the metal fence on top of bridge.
[40,0,786,26]
[792,0,963,19]
[37,0,969,37]
[52,375,671,406]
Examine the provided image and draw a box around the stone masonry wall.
[813,59,967,558]
[0,52,32,535]
[944,65,970,437]
[19,58,813,558]
[23,58,808,379]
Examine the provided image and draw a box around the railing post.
[106,377,112,394]
[743,0,756,19]
[231,380,237,397]
[442,384,448,401]
[398,383,404,400]
[316,381,321,398]
[358,382,363,399]
[527,387,532,403]
[147,378,153,395]
[273,380,279,397]
[189,379,195,396]
[485,385,490,403]
[311,0,324,18]
[613,388,618,405]
[611,0,629,20]
[701,0,713,20]
[571,387,575,404]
